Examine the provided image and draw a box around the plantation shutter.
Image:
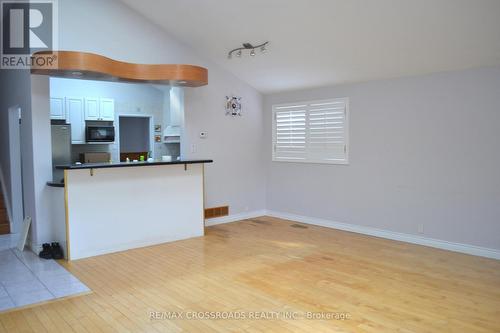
[273,104,307,161]
[272,98,349,164]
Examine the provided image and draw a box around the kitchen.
[49,78,183,185]
[29,51,211,260]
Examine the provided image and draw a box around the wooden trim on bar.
[31,51,208,87]
[64,170,70,261]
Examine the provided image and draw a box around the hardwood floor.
[1,216,499,332]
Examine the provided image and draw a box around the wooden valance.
[31,51,208,87]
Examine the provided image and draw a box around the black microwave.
[86,125,115,143]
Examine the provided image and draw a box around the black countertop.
[46,181,65,188]
[55,159,213,170]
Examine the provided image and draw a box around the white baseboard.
[205,210,267,227]
[266,210,500,260]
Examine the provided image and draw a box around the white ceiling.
[121,0,500,94]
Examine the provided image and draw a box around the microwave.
[86,125,115,143]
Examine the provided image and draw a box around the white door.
[66,97,85,144]
[99,98,115,121]
[84,97,100,120]
[50,97,65,120]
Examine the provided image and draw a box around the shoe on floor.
[39,243,52,259]
[50,242,64,260]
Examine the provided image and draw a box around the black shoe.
[39,243,52,259]
[50,242,64,260]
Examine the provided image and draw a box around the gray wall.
[264,66,500,250]
[30,76,54,246]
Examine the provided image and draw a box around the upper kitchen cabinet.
[84,97,100,120]
[85,98,115,121]
[66,97,86,144]
[50,97,66,120]
[99,98,115,121]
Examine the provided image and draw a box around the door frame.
[7,106,24,234]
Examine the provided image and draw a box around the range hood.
[163,125,180,143]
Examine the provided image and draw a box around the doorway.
[118,115,153,162]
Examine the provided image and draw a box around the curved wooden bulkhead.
[31,51,208,87]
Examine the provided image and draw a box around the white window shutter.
[272,98,349,164]
[273,105,307,161]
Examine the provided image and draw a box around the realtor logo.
[1,0,58,69]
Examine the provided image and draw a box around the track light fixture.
[228,41,269,59]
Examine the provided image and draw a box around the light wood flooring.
[1,216,499,332]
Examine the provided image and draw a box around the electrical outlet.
[418,223,424,234]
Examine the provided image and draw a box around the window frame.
[272,97,350,165]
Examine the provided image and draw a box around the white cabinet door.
[99,98,115,121]
[50,97,66,120]
[84,97,100,120]
[66,97,85,144]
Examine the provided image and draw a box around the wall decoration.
[154,124,162,132]
[226,96,242,116]
[154,135,162,143]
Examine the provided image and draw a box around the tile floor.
[0,248,90,312]
[0,234,18,252]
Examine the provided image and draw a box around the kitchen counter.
[62,160,210,260]
[56,159,213,170]
[46,181,65,188]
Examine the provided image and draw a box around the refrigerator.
[51,124,72,183]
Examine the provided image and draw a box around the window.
[272,98,349,164]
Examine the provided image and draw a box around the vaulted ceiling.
[121,0,500,94]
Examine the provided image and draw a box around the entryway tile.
[0,248,91,312]
[49,283,90,298]
[10,289,54,307]
[4,279,47,296]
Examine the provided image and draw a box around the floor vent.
[290,224,308,229]
[205,206,229,219]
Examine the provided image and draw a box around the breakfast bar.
[57,160,212,260]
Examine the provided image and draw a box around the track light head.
[250,49,256,56]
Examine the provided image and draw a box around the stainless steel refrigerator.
[51,124,72,183]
